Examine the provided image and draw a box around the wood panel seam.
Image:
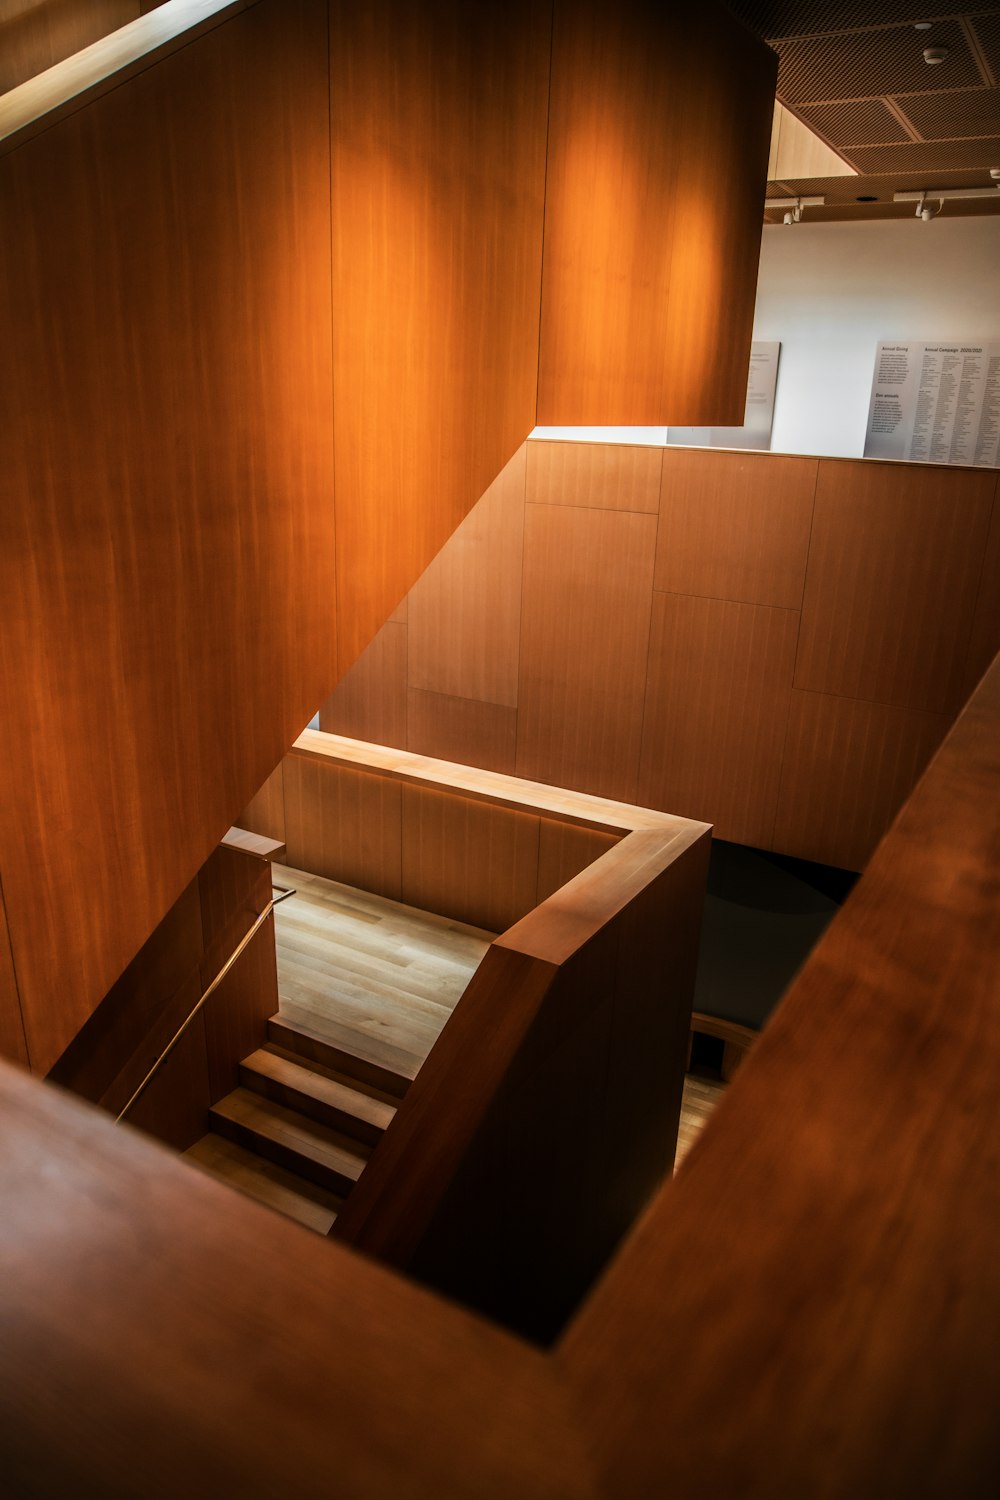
[325,0,340,693]
[526,498,661,520]
[532,0,557,428]
[0,865,30,1069]
[770,459,820,848]
[635,452,666,812]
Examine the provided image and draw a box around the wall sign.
[864,341,1000,467]
[667,341,781,452]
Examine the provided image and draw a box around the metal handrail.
[116,883,297,1123]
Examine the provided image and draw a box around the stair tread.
[264,1042,402,1108]
[268,1014,413,1098]
[184,1134,342,1235]
[242,1047,396,1132]
[209,1089,370,1182]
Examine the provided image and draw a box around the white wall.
[755,215,1000,458]
[533,214,1000,459]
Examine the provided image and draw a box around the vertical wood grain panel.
[596,836,709,1231]
[198,850,277,1106]
[526,441,662,513]
[46,878,205,1105]
[202,913,279,1102]
[282,756,402,900]
[516,504,657,803]
[0,881,28,1068]
[656,449,817,608]
[401,785,539,933]
[654,8,777,425]
[407,445,527,707]
[638,593,800,847]
[537,1,776,424]
[320,620,408,748]
[794,460,995,714]
[0,0,336,1074]
[237,764,286,846]
[330,1,550,670]
[407,691,518,775]
[0,1,140,95]
[47,839,279,1140]
[198,849,270,974]
[124,1007,210,1152]
[535,822,620,906]
[964,481,1000,697]
[773,690,950,871]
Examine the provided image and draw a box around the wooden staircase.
[184,1017,407,1235]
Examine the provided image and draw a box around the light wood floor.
[676,1075,725,1169]
[272,865,495,1085]
[272,865,725,1169]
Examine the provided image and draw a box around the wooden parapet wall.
[274,733,710,1341]
[48,831,285,1151]
[323,442,1000,872]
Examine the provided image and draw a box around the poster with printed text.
[864,341,1000,467]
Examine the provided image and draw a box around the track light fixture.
[763,194,824,224]
[893,182,1000,221]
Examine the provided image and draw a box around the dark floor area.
[693,839,858,1034]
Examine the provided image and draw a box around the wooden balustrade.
[281,734,711,1340]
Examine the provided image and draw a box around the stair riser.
[239,1065,384,1147]
[209,1111,361,1197]
[267,1018,410,1100]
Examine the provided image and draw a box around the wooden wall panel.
[343,442,991,875]
[516,504,657,803]
[964,482,1000,697]
[0,882,28,1068]
[0,1,140,95]
[124,1008,211,1153]
[535,821,620,907]
[656,449,817,608]
[47,877,205,1108]
[0,0,336,1074]
[47,839,280,1140]
[238,764,286,847]
[537,1,776,425]
[773,690,950,871]
[407,445,527,708]
[400,785,539,934]
[282,756,402,901]
[795,460,996,714]
[525,441,662,514]
[638,594,800,848]
[594,838,710,1237]
[320,621,408,747]
[329,1,550,671]
[202,911,279,1102]
[408,691,518,775]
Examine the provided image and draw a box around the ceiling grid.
[729,2,1000,219]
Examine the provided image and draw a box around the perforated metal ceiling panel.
[798,97,913,145]
[848,133,1000,169]
[970,11,1000,76]
[729,2,1000,218]
[898,86,1000,137]
[730,3,1000,41]
[774,22,982,102]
